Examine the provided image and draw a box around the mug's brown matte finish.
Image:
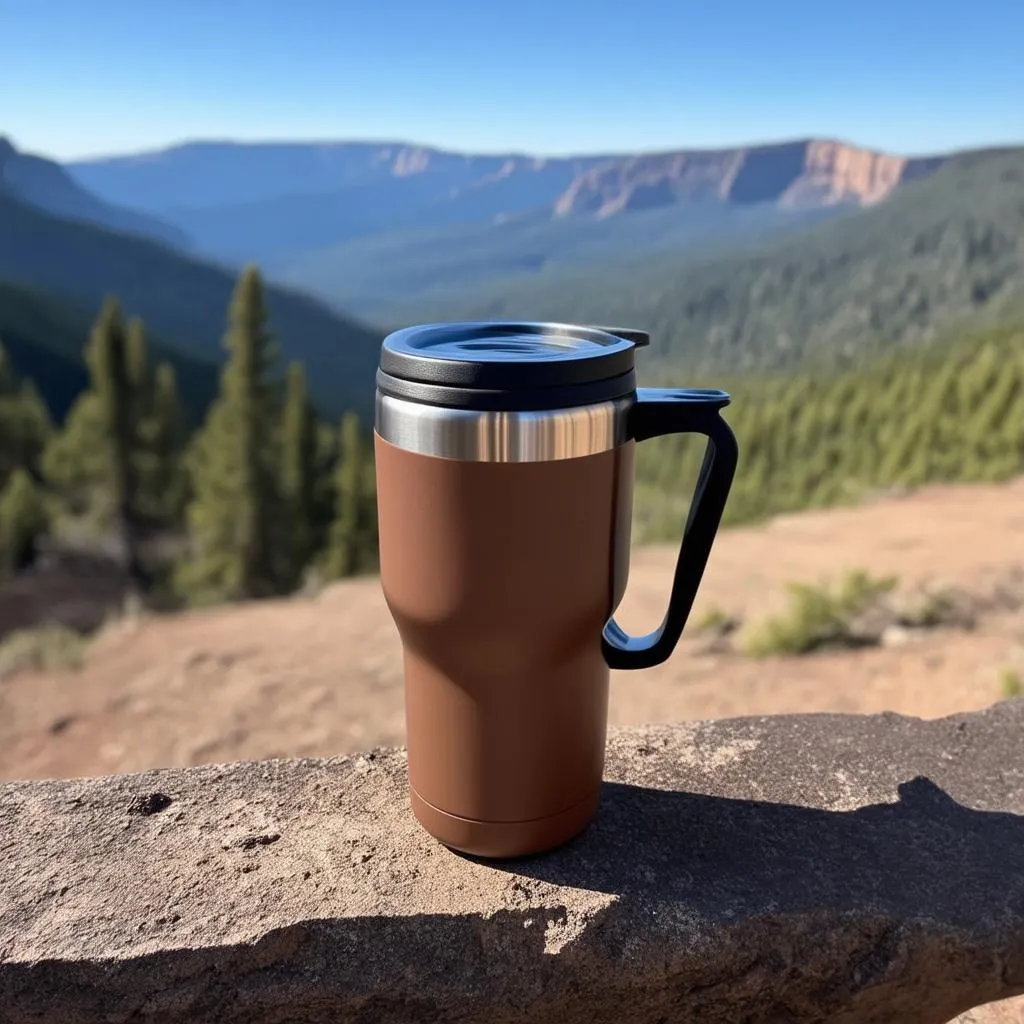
[375,434,634,858]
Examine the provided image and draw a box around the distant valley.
[1,124,1023,661]
[411,147,1024,375]
[1,130,1021,430]
[68,137,951,316]
[0,137,381,420]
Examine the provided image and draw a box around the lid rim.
[379,321,640,392]
[376,367,638,412]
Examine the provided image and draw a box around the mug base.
[409,786,600,860]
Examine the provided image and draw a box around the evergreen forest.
[0,265,378,608]
[0,261,1022,609]
[634,320,1024,541]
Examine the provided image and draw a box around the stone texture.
[2,702,1024,1024]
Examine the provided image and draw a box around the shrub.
[891,585,975,630]
[999,669,1023,699]
[741,569,898,657]
[0,623,86,679]
[693,604,740,635]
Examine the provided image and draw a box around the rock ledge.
[3,702,1024,1023]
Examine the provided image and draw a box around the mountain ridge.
[69,135,953,221]
[0,137,189,249]
[69,140,605,215]
[64,134,969,307]
[402,146,1024,374]
[552,138,947,218]
[0,182,382,420]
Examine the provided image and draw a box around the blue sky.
[4,0,1022,160]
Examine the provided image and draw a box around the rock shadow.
[473,777,1024,937]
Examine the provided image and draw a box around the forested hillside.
[633,320,1024,541]
[278,199,838,319]
[1,258,1022,619]
[2,138,1023,618]
[0,188,381,419]
[0,137,187,248]
[0,268,378,612]
[0,279,219,423]
[416,148,1024,374]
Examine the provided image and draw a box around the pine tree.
[0,340,52,570]
[634,321,1024,539]
[88,298,147,588]
[41,306,155,531]
[278,362,318,588]
[0,468,48,574]
[311,419,339,551]
[137,362,187,526]
[0,340,53,488]
[42,300,148,580]
[323,413,375,579]
[175,266,281,604]
[126,317,151,403]
[359,444,379,572]
[0,339,15,396]
[41,391,106,518]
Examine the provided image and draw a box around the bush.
[1000,669,1023,699]
[0,623,86,679]
[693,604,741,636]
[891,586,974,630]
[741,569,898,657]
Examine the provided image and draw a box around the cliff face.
[552,140,948,218]
[345,139,947,218]
[780,140,946,207]
[68,136,952,230]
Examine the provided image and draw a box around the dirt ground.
[3,476,1024,784]
[4,479,1024,1022]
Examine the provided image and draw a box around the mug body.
[375,391,635,857]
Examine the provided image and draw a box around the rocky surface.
[2,703,1024,1023]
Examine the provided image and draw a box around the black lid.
[377,322,649,411]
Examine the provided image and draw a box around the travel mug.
[374,322,738,858]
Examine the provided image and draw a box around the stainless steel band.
[375,392,633,462]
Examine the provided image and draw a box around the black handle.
[602,387,739,670]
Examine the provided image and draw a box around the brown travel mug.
[374,322,738,858]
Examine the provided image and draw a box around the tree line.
[0,266,377,605]
[634,320,1024,542]
[1,263,1022,604]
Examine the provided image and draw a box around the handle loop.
[602,387,739,670]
